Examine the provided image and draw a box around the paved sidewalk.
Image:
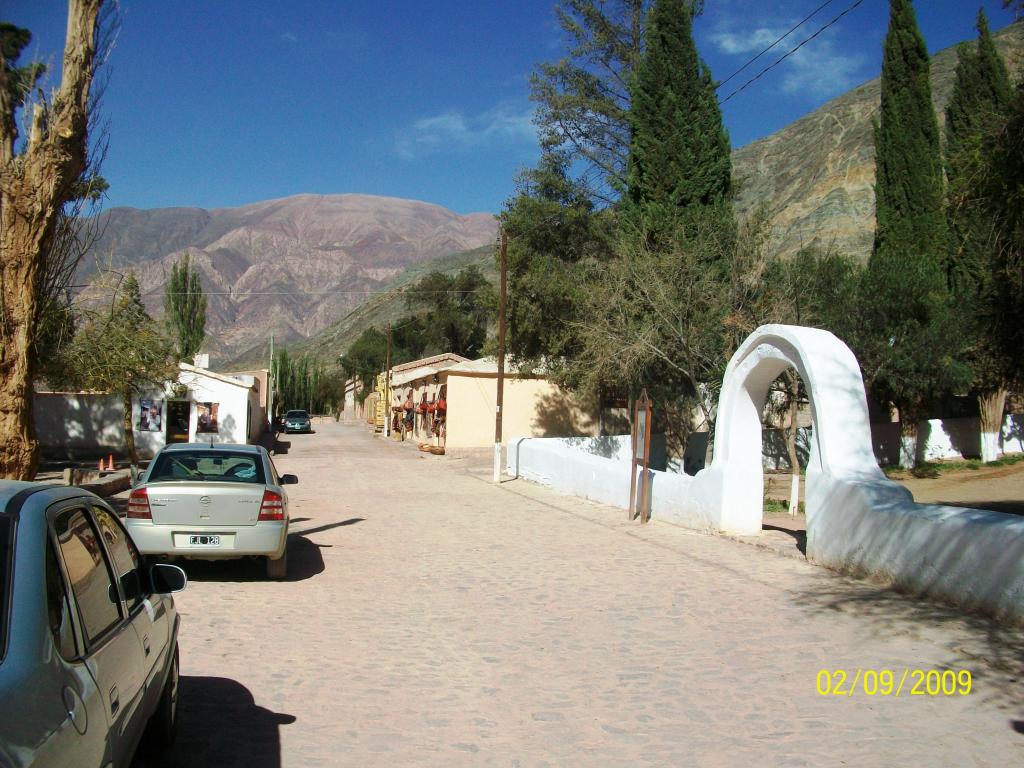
[136,421,1022,767]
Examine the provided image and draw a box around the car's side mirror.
[150,563,188,594]
[280,474,298,485]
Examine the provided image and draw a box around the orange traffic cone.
[98,458,104,472]
[106,454,115,471]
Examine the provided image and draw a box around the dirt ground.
[765,460,1024,516]
[753,461,1024,559]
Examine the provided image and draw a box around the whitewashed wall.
[176,371,254,444]
[35,391,167,459]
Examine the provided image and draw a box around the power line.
[715,0,839,92]
[720,0,866,105]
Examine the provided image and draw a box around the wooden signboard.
[628,389,653,523]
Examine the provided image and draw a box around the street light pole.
[384,322,392,437]
[493,230,507,483]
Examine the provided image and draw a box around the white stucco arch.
[687,324,901,536]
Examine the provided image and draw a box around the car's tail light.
[258,490,284,521]
[127,487,152,519]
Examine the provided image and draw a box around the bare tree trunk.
[122,390,138,465]
[784,371,800,515]
[978,387,1006,463]
[0,0,104,479]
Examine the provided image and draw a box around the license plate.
[189,535,220,546]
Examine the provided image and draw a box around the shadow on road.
[795,582,1024,718]
[762,522,807,555]
[132,676,295,768]
[178,535,325,583]
[292,518,364,537]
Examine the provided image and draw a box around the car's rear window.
[0,518,11,663]
[148,451,266,484]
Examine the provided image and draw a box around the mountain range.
[84,21,1023,370]
[84,195,498,367]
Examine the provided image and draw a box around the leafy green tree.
[625,0,731,240]
[54,271,178,463]
[570,209,774,460]
[500,152,616,376]
[272,349,332,414]
[945,9,1014,461]
[856,0,966,464]
[164,252,207,361]
[339,328,388,403]
[404,265,495,359]
[530,0,649,201]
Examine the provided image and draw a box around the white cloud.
[779,39,865,97]
[396,103,536,159]
[711,27,784,55]
[281,32,299,43]
[711,22,866,99]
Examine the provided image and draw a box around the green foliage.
[337,265,495,401]
[51,271,179,461]
[500,153,615,371]
[872,0,948,261]
[273,349,338,414]
[530,1,648,200]
[0,23,46,138]
[164,252,207,361]
[339,328,387,403]
[401,264,495,359]
[858,0,966,431]
[569,208,772,450]
[626,0,731,239]
[945,10,1015,401]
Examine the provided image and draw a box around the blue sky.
[5,0,1020,215]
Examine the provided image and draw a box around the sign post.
[628,389,653,523]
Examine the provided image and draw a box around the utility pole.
[384,322,392,437]
[268,334,275,432]
[493,230,508,483]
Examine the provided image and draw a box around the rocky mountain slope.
[84,194,497,367]
[732,20,1023,263]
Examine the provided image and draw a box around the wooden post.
[493,230,508,483]
[384,322,392,437]
[628,390,653,523]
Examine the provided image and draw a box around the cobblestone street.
[136,421,1022,767]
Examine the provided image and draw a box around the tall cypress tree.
[626,0,731,235]
[855,0,966,464]
[164,252,207,362]
[944,9,1013,461]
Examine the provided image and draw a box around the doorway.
[166,400,190,444]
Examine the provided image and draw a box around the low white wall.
[508,437,631,509]
[871,414,1023,466]
[35,392,166,459]
[807,473,1024,623]
[507,436,713,529]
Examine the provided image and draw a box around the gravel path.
[134,421,1023,767]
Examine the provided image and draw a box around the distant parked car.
[125,443,298,579]
[283,409,312,433]
[0,481,187,768]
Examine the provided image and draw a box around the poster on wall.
[139,399,163,432]
[197,402,219,433]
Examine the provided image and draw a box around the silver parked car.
[125,443,297,579]
[0,481,187,768]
